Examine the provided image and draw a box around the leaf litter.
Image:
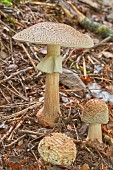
[0,0,113,169]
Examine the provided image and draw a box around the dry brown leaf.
[80,163,90,170]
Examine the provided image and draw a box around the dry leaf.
[60,68,86,90]
[80,163,90,170]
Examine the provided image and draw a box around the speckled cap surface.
[81,99,109,124]
[38,132,77,166]
[13,22,94,48]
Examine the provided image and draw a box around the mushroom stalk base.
[37,73,61,127]
[87,123,102,143]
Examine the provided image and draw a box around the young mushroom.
[81,98,109,143]
[13,22,94,127]
[38,132,77,167]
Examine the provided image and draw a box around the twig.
[30,149,39,162]
[18,130,45,136]
[0,9,7,17]
[0,67,33,84]
[4,134,26,148]
[21,44,38,72]
[0,89,10,103]
[1,20,38,72]
[1,84,29,101]
[7,119,26,141]
[24,5,37,23]
[93,36,113,48]
[73,124,79,140]
[0,20,16,33]
[88,75,112,82]
[87,55,94,65]
[28,143,39,162]
[58,0,75,18]
[73,139,113,168]
[1,101,43,120]
[86,142,113,169]
[9,80,29,100]
[0,101,37,108]
[29,1,57,7]
[68,2,85,22]
[84,145,95,157]
[0,125,14,145]
[79,0,99,10]
[82,56,87,78]
[27,44,40,62]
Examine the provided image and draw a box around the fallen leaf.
[102,51,113,58]
[80,163,90,170]
[60,68,86,90]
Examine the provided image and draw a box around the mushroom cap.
[38,132,77,166]
[81,99,109,124]
[13,22,94,48]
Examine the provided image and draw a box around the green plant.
[1,0,25,6]
[1,0,12,6]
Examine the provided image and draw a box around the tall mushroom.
[13,22,94,127]
[81,98,109,143]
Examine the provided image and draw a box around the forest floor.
[0,0,113,169]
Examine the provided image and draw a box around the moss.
[96,26,113,38]
[82,18,113,38]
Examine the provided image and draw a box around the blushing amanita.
[81,98,109,143]
[13,22,94,127]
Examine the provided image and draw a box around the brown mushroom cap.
[13,22,94,48]
[81,99,109,124]
[38,132,77,166]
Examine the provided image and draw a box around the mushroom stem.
[37,44,62,73]
[37,44,61,127]
[87,123,102,143]
[47,44,60,56]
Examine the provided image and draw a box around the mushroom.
[38,132,77,167]
[13,22,94,127]
[81,98,109,143]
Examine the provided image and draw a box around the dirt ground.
[0,0,113,169]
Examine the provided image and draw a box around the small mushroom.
[13,22,94,127]
[81,98,109,143]
[38,132,77,167]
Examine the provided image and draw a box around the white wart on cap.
[13,22,94,48]
[38,132,77,166]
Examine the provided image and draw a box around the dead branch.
[59,1,113,39]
